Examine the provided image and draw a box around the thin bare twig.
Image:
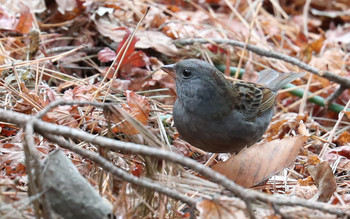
[325,85,346,106]
[319,99,350,158]
[23,120,41,219]
[0,106,348,216]
[174,38,350,89]
[40,132,196,206]
[24,120,52,218]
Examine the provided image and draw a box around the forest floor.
[0,0,350,218]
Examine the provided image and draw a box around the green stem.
[283,84,347,113]
[216,65,245,78]
[215,65,348,113]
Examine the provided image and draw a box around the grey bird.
[161,59,304,153]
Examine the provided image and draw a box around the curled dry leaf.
[328,145,350,159]
[0,143,25,165]
[63,85,96,101]
[172,138,192,157]
[331,194,350,205]
[0,5,33,34]
[309,50,346,76]
[135,30,179,56]
[46,106,79,128]
[56,0,77,14]
[292,184,318,200]
[197,197,247,219]
[335,131,350,146]
[298,120,310,136]
[264,113,309,141]
[109,91,150,135]
[98,47,116,62]
[324,146,350,171]
[212,136,307,187]
[306,161,336,202]
[124,91,150,125]
[15,6,33,34]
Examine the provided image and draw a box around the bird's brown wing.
[232,81,276,121]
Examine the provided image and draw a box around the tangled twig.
[174,38,350,103]
[0,100,349,217]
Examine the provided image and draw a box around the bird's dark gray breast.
[173,100,274,153]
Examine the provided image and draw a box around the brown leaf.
[331,194,350,205]
[108,105,139,135]
[197,197,247,219]
[212,136,307,187]
[15,7,33,34]
[293,184,318,200]
[98,47,116,62]
[56,0,77,14]
[345,110,350,119]
[264,113,308,141]
[306,161,336,202]
[135,30,179,56]
[306,155,321,165]
[309,50,346,76]
[0,143,25,165]
[46,106,79,128]
[324,146,350,171]
[0,124,17,137]
[63,85,96,101]
[327,146,350,159]
[298,120,310,136]
[124,91,150,125]
[335,131,350,146]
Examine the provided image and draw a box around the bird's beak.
[161,64,176,78]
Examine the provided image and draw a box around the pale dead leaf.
[47,106,79,128]
[125,91,150,125]
[344,111,350,119]
[298,120,310,136]
[309,50,346,76]
[93,16,178,56]
[292,184,318,200]
[306,161,336,202]
[135,30,179,56]
[56,0,77,14]
[212,136,307,187]
[197,197,247,219]
[0,143,25,165]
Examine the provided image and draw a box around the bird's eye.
[182,69,192,78]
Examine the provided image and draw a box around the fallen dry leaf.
[135,30,179,56]
[324,146,350,171]
[63,85,96,101]
[293,184,318,200]
[15,6,33,34]
[298,120,310,136]
[197,197,247,219]
[56,0,77,14]
[306,161,336,202]
[108,91,151,136]
[335,131,350,146]
[212,136,307,187]
[46,106,79,128]
[124,91,150,125]
[264,113,309,141]
[98,47,117,62]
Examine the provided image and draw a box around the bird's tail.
[257,69,305,91]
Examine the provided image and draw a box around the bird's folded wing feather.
[232,81,276,121]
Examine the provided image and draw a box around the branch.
[174,38,350,89]
[24,119,52,218]
[40,132,196,206]
[324,85,346,107]
[0,107,348,216]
